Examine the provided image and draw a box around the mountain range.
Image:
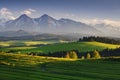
[0,14,120,38]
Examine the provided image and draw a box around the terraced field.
[0,53,120,80]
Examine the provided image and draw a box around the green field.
[0,41,119,54]
[0,53,120,80]
[0,40,61,47]
[19,41,120,53]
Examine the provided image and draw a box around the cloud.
[0,8,12,15]
[80,18,120,27]
[102,19,120,26]
[23,10,31,15]
[22,8,36,15]
[9,16,16,20]
[0,8,15,20]
[28,9,36,12]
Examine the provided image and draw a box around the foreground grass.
[0,53,120,80]
[0,53,74,66]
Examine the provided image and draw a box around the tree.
[86,53,91,59]
[93,50,101,59]
[65,52,70,58]
[65,51,78,59]
[69,51,78,59]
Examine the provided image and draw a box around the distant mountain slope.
[5,14,36,31]
[2,14,101,36]
[0,14,120,37]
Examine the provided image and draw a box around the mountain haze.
[0,14,100,35]
[0,14,120,37]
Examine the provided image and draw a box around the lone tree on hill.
[93,50,101,59]
[86,53,91,59]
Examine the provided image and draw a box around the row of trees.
[28,49,101,60]
[79,36,120,44]
[27,47,120,59]
[63,48,120,60]
[64,50,101,59]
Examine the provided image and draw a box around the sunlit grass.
[0,42,10,46]
[8,47,37,50]
[85,41,120,49]
[24,41,50,46]
[0,53,74,67]
[0,41,25,47]
[0,40,60,47]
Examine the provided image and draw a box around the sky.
[0,0,120,26]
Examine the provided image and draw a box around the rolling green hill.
[19,41,120,54]
[0,53,120,80]
[0,41,119,54]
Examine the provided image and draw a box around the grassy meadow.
[0,53,120,80]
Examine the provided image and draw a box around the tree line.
[29,50,101,59]
[79,36,120,44]
[28,47,120,59]
[100,47,120,57]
